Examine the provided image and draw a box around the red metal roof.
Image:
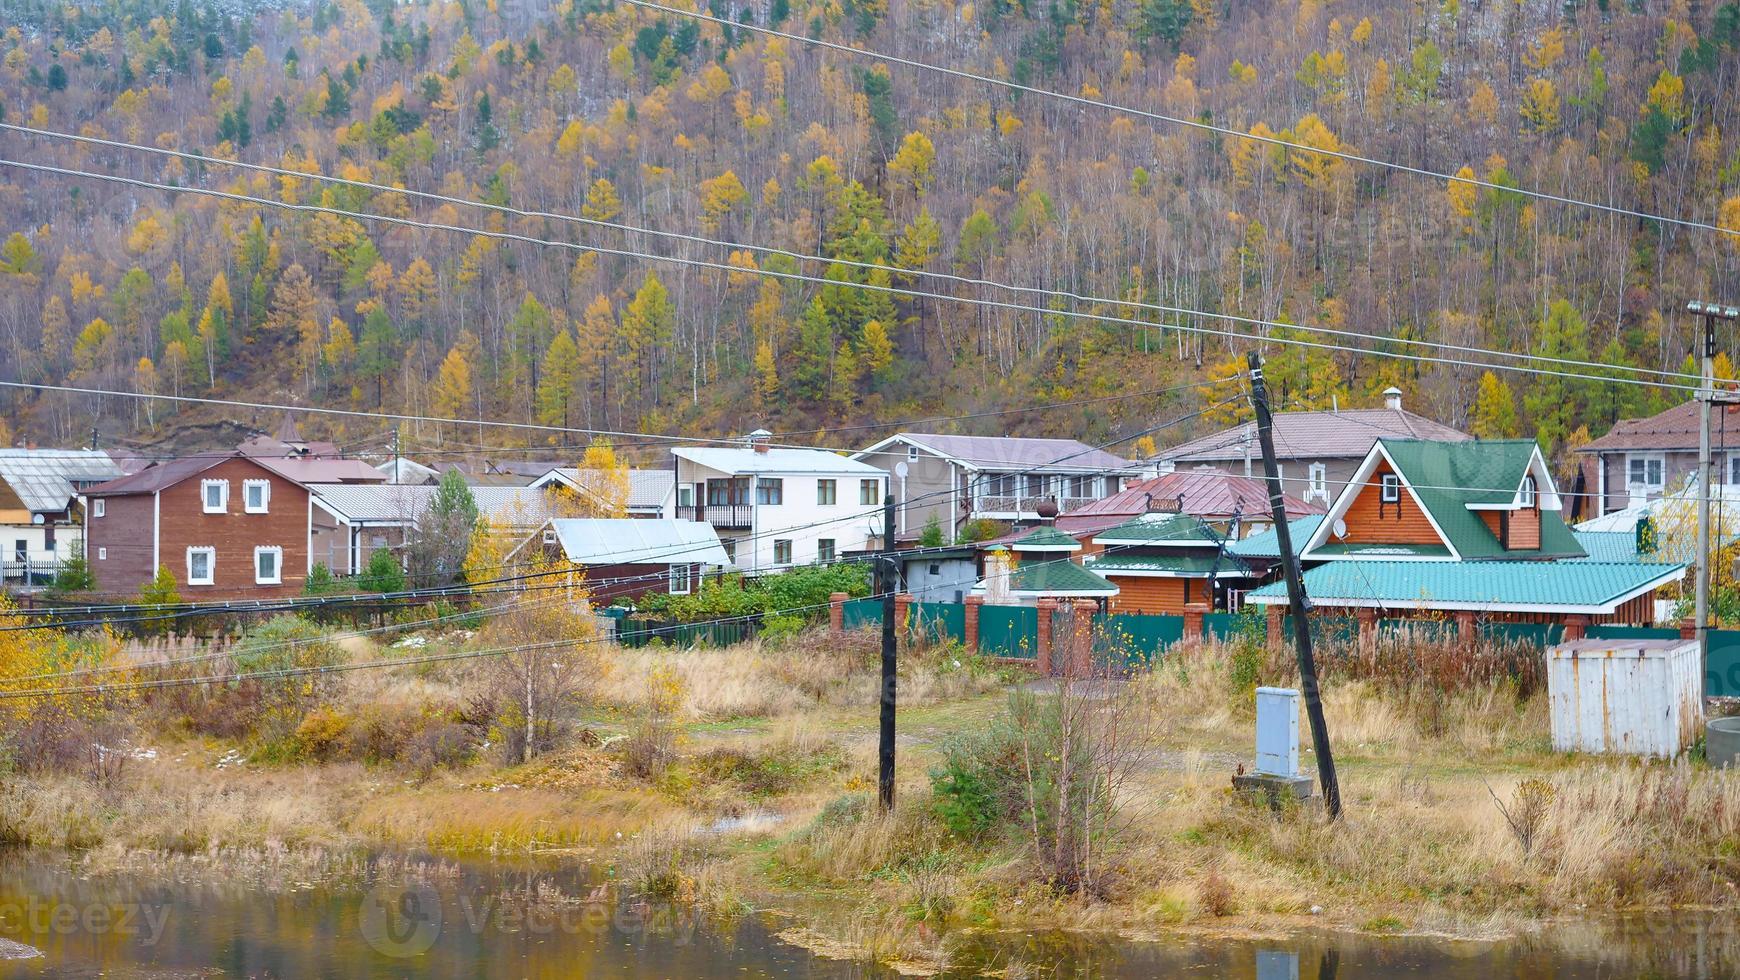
[1054,469,1322,534]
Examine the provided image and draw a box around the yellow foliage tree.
[1519,78,1561,133]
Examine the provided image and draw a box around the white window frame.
[542,527,558,544]
[1627,454,1665,490]
[92,499,105,518]
[253,545,283,585]
[1380,473,1401,503]
[243,479,271,514]
[669,563,693,595]
[907,444,919,460]
[1729,455,1740,487]
[1519,476,1537,508]
[186,546,216,585]
[201,479,229,514]
[1308,463,1328,502]
[97,547,107,560]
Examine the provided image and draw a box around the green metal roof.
[1090,513,1222,545]
[995,559,1118,596]
[1569,530,1656,564]
[1228,515,1327,559]
[1008,526,1083,551]
[1085,553,1251,577]
[1364,439,1586,560]
[1306,542,1456,559]
[1245,559,1684,613]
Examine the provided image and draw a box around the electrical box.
[1255,687,1301,778]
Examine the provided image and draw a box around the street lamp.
[1686,299,1740,701]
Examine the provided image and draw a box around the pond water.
[0,850,1733,978]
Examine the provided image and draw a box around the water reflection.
[0,850,1733,979]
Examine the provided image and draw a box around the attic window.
[1379,473,1401,503]
[1519,476,1537,509]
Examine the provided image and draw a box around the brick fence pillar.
[1456,610,1477,648]
[1068,599,1098,677]
[829,592,848,634]
[1183,602,1208,643]
[1563,614,1589,642]
[1680,617,1697,641]
[894,593,914,641]
[1266,603,1285,655]
[1356,606,1377,655]
[964,594,983,653]
[1036,598,1057,674]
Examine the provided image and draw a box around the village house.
[308,484,575,576]
[1574,399,1740,517]
[506,517,732,602]
[1081,513,1250,615]
[84,453,313,598]
[1245,439,1684,626]
[1153,388,1471,508]
[1055,467,1323,539]
[850,433,1142,540]
[668,430,886,574]
[0,448,121,584]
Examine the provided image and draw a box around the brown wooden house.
[85,453,312,598]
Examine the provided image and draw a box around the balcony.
[971,495,1099,517]
[683,503,754,528]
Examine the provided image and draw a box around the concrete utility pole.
[878,493,899,811]
[1247,351,1341,820]
[1688,299,1739,684]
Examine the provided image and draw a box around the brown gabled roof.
[1158,409,1471,464]
[1577,400,1734,454]
[85,453,248,495]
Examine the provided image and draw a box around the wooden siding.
[88,492,156,593]
[1106,576,1192,615]
[1340,461,1444,547]
[1509,508,1541,549]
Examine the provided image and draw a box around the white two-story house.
[669,431,887,574]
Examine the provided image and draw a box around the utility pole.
[878,492,899,812]
[1247,351,1341,820]
[391,425,401,485]
[1688,299,1740,687]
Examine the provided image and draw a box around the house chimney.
[746,428,773,454]
[1382,386,1403,412]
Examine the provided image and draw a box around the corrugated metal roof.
[0,449,122,513]
[252,456,387,484]
[1009,526,1082,551]
[549,518,730,566]
[1569,530,1648,563]
[1228,515,1327,559]
[548,468,675,510]
[1056,469,1321,533]
[1161,408,1471,464]
[673,446,884,475]
[978,559,1118,597]
[1090,512,1221,545]
[1245,560,1685,613]
[311,484,561,526]
[86,453,239,495]
[1085,554,1248,577]
[876,433,1138,472]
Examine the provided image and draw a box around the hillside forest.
[2,0,1740,463]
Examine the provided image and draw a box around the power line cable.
[0,155,1694,395]
[0,123,1701,388]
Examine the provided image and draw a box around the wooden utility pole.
[878,493,899,811]
[1247,351,1341,820]
[1688,300,1739,687]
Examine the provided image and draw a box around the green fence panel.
[842,598,882,630]
[911,601,966,645]
[980,604,1039,659]
[1708,630,1740,698]
[1480,622,1564,647]
[1100,613,1183,665]
[1587,626,1681,641]
[1204,612,1262,643]
[617,618,758,648]
[1376,618,1456,645]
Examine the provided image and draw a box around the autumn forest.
[2,0,1740,461]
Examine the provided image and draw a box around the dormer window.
[1380,473,1401,503]
[1519,476,1537,509]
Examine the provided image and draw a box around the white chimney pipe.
[1383,387,1403,412]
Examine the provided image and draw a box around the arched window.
[1519,476,1537,508]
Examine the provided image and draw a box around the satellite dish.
[894,461,910,480]
[1333,518,1348,539]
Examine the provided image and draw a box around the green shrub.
[357,548,406,593]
